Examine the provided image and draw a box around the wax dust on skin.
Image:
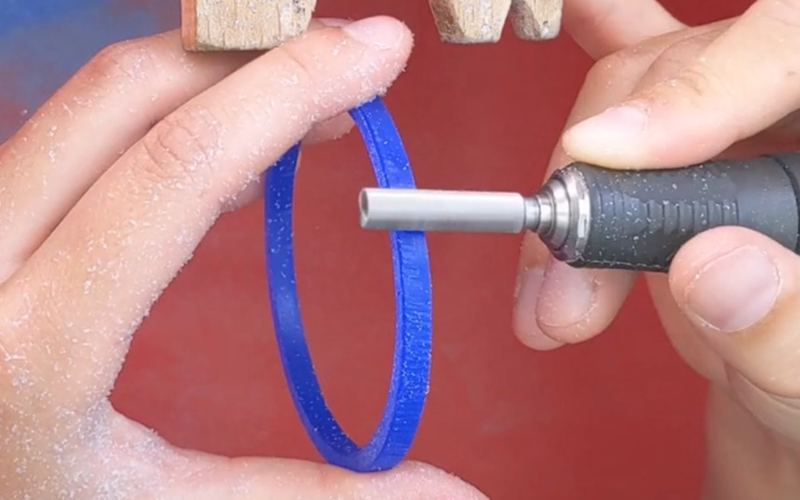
[0,22,465,500]
[0,38,206,500]
[0,275,191,500]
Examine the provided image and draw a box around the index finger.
[563,0,684,59]
[1,16,413,413]
[562,0,800,168]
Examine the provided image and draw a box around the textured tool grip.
[567,153,800,272]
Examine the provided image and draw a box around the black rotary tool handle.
[562,152,800,272]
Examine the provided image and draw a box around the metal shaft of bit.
[358,188,550,233]
[359,170,589,263]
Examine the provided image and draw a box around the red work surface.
[103,0,752,498]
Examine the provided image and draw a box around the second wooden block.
[427,0,562,43]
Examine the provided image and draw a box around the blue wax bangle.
[263,96,433,473]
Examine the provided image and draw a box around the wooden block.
[427,0,512,43]
[427,0,562,43]
[181,0,317,51]
[509,0,562,40]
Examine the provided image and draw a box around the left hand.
[513,0,800,477]
[0,17,488,500]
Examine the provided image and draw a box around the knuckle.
[734,306,800,399]
[585,52,625,83]
[270,43,321,94]
[728,371,800,443]
[762,380,800,399]
[82,38,158,84]
[589,46,653,83]
[731,366,800,408]
[138,104,222,191]
[747,361,800,399]
[301,461,352,493]
[669,61,737,105]
[762,0,800,31]
[0,295,38,402]
[646,34,716,80]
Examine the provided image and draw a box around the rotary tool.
[358,152,800,272]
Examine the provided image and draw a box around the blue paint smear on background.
[0,0,178,141]
[0,0,108,33]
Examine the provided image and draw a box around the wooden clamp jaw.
[428,0,562,43]
[181,0,318,51]
[181,0,562,51]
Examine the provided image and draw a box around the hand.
[514,0,800,496]
[0,17,487,500]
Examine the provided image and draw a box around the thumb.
[560,0,800,168]
[187,459,489,500]
[667,227,800,440]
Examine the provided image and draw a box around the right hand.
[514,1,800,495]
[0,16,487,500]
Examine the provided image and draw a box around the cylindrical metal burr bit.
[357,168,591,262]
[359,188,543,233]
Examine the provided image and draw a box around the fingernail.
[343,16,405,49]
[319,18,352,27]
[563,104,648,153]
[537,262,596,327]
[513,268,563,350]
[684,247,779,332]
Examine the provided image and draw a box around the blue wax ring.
[263,96,433,472]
